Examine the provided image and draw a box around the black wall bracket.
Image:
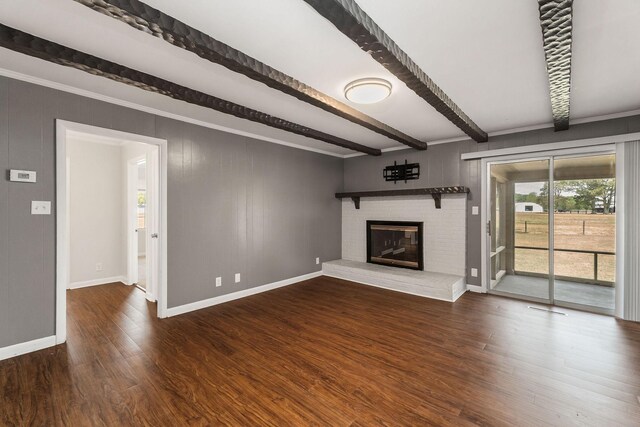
[431,193,442,209]
[351,197,360,209]
[383,160,420,183]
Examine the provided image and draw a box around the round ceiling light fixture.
[344,78,392,104]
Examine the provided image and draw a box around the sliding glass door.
[552,154,616,312]
[489,159,551,302]
[487,152,616,314]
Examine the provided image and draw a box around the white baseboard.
[166,271,322,317]
[466,284,485,293]
[0,335,57,361]
[69,275,127,289]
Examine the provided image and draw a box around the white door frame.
[56,120,169,344]
[480,144,618,312]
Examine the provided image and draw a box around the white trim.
[68,130,126,146]
[488,123,552,137]
[461,133,640,160]
[0,68,345,159]
[57,120,169,348]
[343,144,410,158]
[0,336,57,362]
[480,160,488,293]
[165,271,322,317]
[466,284,485,293]
[322,273,461,303]
[571,109,640,126]
[346,113,640,159]
[5,68,640,161]
[56,122,68,344]
[69,276,127,289]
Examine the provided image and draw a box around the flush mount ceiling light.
[344,78,392,104]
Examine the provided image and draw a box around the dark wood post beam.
[74,0,427,151]
[0,24,381,156]
[538,0,573,131]
[302,0,488,143]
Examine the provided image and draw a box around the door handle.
[151,233,158,238]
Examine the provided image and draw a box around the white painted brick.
[341,195,466,276]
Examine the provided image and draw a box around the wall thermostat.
[9,170,37,183]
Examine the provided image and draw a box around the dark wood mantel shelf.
[335,187,470,209]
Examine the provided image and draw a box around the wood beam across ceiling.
[538,0,574,131]
[302,0,488,143]
[0,24,381,156]
[75,0,427,151]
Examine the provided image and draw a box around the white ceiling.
[1,0,639,156]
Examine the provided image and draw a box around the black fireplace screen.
[366,221,423,270]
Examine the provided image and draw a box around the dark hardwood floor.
[1,277,640,426]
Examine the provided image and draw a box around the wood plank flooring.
[1,276,640,426]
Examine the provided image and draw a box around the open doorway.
[136,159,147,290]
[486,151,617,315]
[56,120,167,344]
[126,145,160,302]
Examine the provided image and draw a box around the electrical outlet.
[315,257,320,265]
[472,206,479,215]
[96,262,103,272]
[31,201,51,215]
[234,273,241,283]
[215,277,222,287]
[471,268,478,277]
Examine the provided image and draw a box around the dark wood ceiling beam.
[74,0,426,151]
[538,0,573,131]
[302,0,488,143]
[0,24,381,156]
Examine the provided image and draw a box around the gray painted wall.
[0,76,343,348]
[344,114,640,287]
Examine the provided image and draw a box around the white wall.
[341,195,467,276]
[68,138,125,286]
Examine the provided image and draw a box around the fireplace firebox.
[366,221,423,270]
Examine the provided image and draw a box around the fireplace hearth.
[366,221,423,270]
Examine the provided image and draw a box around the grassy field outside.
[514,212,616,283]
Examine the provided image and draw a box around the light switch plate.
[31,201,51,215]
[315,257,320,265]
[234,273,241,283]
[472,206,479,215]
[215,277,222,287]
[471,268,478,277]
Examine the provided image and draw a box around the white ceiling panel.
[1,0,639,156]
[571,0,640,119]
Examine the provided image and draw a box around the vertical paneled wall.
[344,114,640,287]
[0,76,343,348]
[160,118,342,307]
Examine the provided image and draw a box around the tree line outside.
[515,179,616,214]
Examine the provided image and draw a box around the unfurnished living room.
[1,0,640,425]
